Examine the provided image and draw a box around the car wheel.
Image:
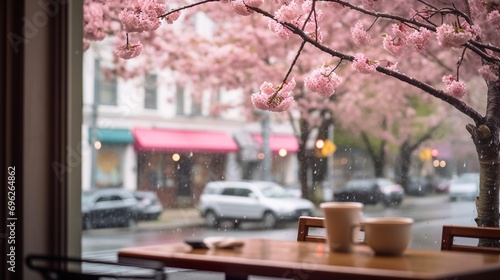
[204,210,219,228]
[126,217,137,228]
[83,218,92,230]
[262,211,277,229]
[233,220,242,230]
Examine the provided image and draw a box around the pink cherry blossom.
[407,27,431,51]
[164,11,181,24]
[118,0,165,33]
[478,65,499,81]
[251,79,296,112]
[436,23,473,48]
[442,75,466,99]
[487,10,500,27]
[352,53,379,74]
[268,19,292,40]
[245,0,263,7]
[304,66,343,97]
[83,2,106,41]
[231,0,253,16]
[391,23,411,38]
[350,21,372,46]
[461,22,482,39]
[114,41,144,59]
[383,34,408,56]
[275,1,300,22]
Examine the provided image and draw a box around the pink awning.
[253,134,299,153]
[133,128,238,153]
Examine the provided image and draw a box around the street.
[83,194,479,260]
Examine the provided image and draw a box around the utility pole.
[90,70,99,190]
[261,110,272,181]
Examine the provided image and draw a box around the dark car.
[82,188,139,230]
[333,178,404,207]
[134,191,164,220]
[406,176,435,196]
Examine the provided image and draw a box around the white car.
[198,181,316,229]
[449,173,480,201]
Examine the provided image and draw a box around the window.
[94,59,117,106]
[144,74,157,109]
[175,85,185,115]
[191,96,202,116]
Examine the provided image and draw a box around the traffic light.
[315,139,336,158]
[431,148,439,158]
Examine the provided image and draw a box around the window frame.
[1,1,83,280]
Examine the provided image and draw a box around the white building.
[82,43,299,207]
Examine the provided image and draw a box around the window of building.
[144,74,157,109]
[94,59,117,106]
[176,85,185,115]
[191,94,203,117]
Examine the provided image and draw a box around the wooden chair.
[441,225,500,254]
[297,216,327,243]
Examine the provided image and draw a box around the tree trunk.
[395,140,412,191]
[298,120,312,200]
[361,132,386,178]
[468,124,500,247]
[395,128,438,191]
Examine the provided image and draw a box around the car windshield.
[81,192,93,206]
[260,185,294,198]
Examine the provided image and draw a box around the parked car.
[82,188,139,230]
[406,176,434,196]
[198,180,316,229]
[434,177,451,193]
[449,173,480,201]
[134,191,164,220]
[333,178,404,207]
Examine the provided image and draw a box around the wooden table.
[117,238,500,280]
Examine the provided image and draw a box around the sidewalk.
[137,207,205,231]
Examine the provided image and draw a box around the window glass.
[175,85,184,115]
[80,2,491,272]
[94,59,117,106]
[144,74,157,109]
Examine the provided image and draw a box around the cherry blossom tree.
[84,0,500,241]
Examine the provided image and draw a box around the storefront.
[90,128,135,190]
[133,128,239,207]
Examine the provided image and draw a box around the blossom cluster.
[114,40,144,59]
[83,1,106,41]
[352,53,379,74]
[436,23,473,48]
[251,79,296,112]
[350,21,372,46]
[268,0,324,43]
[231,0,264,16]
[115,0,183,59]
[442,75,466,99]
[304,66,343,97]
[119,0,166,33]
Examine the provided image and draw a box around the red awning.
[253,134,299,153]
[133,128,239,153]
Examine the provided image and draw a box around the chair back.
[441,225,500,254]
[297,216,327,243]
[26,254,166,280]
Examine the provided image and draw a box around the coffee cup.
[320,202,363,252]
[354,217,413,256]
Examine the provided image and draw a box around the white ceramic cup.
[320,202,363,252]
[355,217,414,256]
